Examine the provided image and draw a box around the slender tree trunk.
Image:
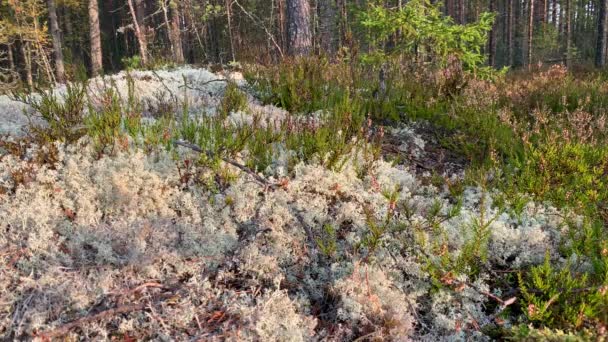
[47,0,65,83]
[127,0,149,65]
[7,44,15,72]
[551,0,558,25]
[535,0,547,23]
[507,0,514,66]
[89,0,103,76]
[277,0,287,53]
[458,0,465,24]
[160,0,174,59]
[225,0,236,61]
[22,43,34,88]
[528,0,534,68]
[565,0,572,67]
[596,0,608,67]
[286,0,313,56]
[318,0,337,56]
[489,0,497,67]
[169,0,184,63]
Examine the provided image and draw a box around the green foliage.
[19,82,88,143]
[218,82,248,118]
[508,142,608,217]
[85,87,123,154]
[518,252,608,330]
[357,0,496,76]
[122,55,143,71]
[316,224,338,259]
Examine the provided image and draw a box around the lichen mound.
[0,68,566,341]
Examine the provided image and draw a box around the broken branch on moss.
[173,139,279,189]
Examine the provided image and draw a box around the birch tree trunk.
[287,0,312,56]
[89,0,103,76]
[47,0,65,83]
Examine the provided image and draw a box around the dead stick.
[36,302,147,339]
[173,140,278,189]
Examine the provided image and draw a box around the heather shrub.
[218,81,248,118]
[16,82,88,143]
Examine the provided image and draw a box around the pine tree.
[88,0,103,76]
[286,0,312,56]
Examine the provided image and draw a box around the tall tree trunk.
[89,0,103,76]
[127,0,149,65]
[489,0,497,67]
[225,0,236,62]
[565,0,572,67]
[458,0,465,24]
[47,0,65,83]
[507,0,515,66]
[277,0,288,53]
[7,44,15,72]
[22,43,34,88]
[535,0,547,23]
[528,0,534,68]
[169,0,184,64]
[596,0,608,67]
[318,0,337,56]
[551,0,558,25]
[286,0,312,56]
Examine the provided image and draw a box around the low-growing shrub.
[17,82,88,143]
[218,81,248,118]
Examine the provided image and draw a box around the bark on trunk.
[127,0,149,65]
[7,44,15,72]
[318,0,337,55]
[170,0,184,63]
[225,0,236,61]
[458,0,465,24]
[89,0,103,76]
[287,0,312,56]
[507,0,514,66]
[488,0,497,67]
[528,0,534,68]
[47,0,65,83]
[566,0,572,67]
[596,0,608,67]
[22,43,34,88]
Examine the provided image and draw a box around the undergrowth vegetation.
[244,56,608,338]
[1,2,608,340]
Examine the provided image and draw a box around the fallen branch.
[178,79,229,93]
[173,140,278,189]
[34,283,177,339]
[35,303,149,339]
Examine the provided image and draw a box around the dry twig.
[173,139,279,189]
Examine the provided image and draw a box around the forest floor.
[0,67,586,341]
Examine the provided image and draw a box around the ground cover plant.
[2,0,608,341]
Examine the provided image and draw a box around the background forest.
[1,0,608,86]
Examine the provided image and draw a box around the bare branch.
[173,140,279,189]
